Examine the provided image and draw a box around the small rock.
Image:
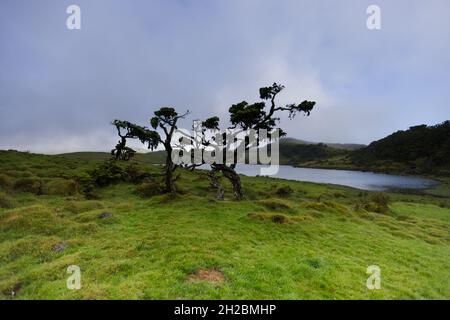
[98,212,113,219]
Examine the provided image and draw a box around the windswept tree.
[150,107,190,193]
[201,83,315,199]
[111,120,159,161]
[111,107,189,193]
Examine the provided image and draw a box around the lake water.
[234,164,438,191]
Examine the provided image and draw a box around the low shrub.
[88,161,125,187]
[73,172,96,197]
[275,185,294,197]
[354,192,391,214]
[333,191,346,198]
[13,177,43,194]
[64,200,105,214]
[0,174,13,189]
[124,164,156,183]
[136,180,164,198]
[366,192,390,213]
[257,198,292,210]
[42,179,79,196]
[248,212,293,224]
[5,170,34,178]
[271,214,290,224]
[0,192,14,208]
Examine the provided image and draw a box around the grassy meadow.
[0,150,449,299]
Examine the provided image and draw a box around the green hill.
[279,141,347,165]
[280,137,366,151]
[281,122,450,177]
[351,121,450,176]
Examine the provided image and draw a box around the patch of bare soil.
[187,268,225,283]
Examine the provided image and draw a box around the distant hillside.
[60,140,355,168]
[280,137,365,151]
[60,151,166,164]
[279,141,347,165]
[351,121,450,175]
[58,122,450,177]
[278,121,450,177]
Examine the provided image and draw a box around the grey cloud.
[0,0,449,152]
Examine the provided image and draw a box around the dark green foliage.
[13,177,43,194]
[111,120,160,160]
[228,83,315,131]
[271,214,290,224]
[352,121,450,174]
[370,192,391,213]
[356,192,391,214]
[88,161,126,187]
[229,101,269,130]
[204,83,315,199]
[0,174,13,189]
[72,161,126,197]
[42,179,79,196]
[136,180,164,198]
[279,142,345,164]
[202,116,220,129]
[112,107,189,194]
[73,172,96,197]
[0,192,14,208]
[151,107,179,129]
[275,185,294,197]
[124,164,157,183]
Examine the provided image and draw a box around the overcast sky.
[1,0,449,153]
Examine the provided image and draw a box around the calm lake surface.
[235,164,438,191]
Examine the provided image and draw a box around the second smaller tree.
[111,107,189,194]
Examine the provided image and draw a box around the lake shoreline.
[234,164,439,192]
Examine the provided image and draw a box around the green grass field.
[0,150,449,299]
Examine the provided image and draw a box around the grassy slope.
[0,150,449,299]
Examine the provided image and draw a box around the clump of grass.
[333,191,346,198]
[275,185,294,197]
[303,257,324,269]
[0,174,13,189]
[248,212,293,224]
[0,205,74,236]
[5,170,34,178]
[64,200,105,214]
[42,179,79,196]
[3,236,63,263]
[257,198,292,210]
[371,192,390,211]
[0,192,14,208]
[301,201,349,215]
[357,192,391,214]
[136,180,164,198]
[13,177,43,195]
[0,205,99,241]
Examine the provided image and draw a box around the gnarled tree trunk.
[208,168,224,200]
[164,142,176,193]
[212,164,243,200]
